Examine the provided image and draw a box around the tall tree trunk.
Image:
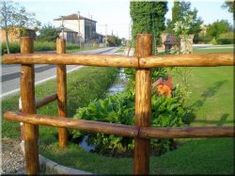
[5,28,10,54]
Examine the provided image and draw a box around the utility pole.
[105,24,108,47]
[90,14,92,45]
[60,16,64,39]
[77,11,81,48]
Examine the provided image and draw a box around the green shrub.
[217,32,234,44]
[1,42,20,54]
[34,41,55,51]
[73,67,195,156]
[1,41,80,54]
[209,38,218,45]
[193,34,212,44]
[66,43,80,50]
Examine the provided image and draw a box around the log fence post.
[56,38,68,148]
[134,34,152,175]
[20,37,39,174]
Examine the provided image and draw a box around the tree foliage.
[107,35,122,46]
[222,1,235,16]
[206,20,232,40]
[0,0,40,53]
[37,24,58,42]
[167,1,202,35]
[130,1,168,48]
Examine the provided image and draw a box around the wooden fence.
[3,34,234,175]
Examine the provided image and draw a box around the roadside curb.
[19,141,92,174]
[39,154,92,175]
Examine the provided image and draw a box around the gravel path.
[1,138,25,174]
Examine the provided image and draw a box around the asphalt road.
[1,47,119,99]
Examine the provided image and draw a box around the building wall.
[0,28,35,43]
[54,19,85,42]
[54,19,96,43]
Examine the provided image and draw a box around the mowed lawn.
[172,46,234,127]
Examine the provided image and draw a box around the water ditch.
[79,68,127,152]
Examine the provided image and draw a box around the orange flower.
[157,84,172,97]
[155,77,173,97]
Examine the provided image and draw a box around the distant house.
[56,27,78,44]
[0,27,36,43]
[54,13,102,44]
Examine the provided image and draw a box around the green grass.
[171,47,234,127]
[2,67,119,139]
[40,138,234,175]
[1,46,234,174]
[193,46,233,54]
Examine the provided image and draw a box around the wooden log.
[139,53,234,68]
[4,111,235,138]
[140,126,235,138]
[56,38,68,148]
[35,94,57,109]
[20,37,39,174]
[2,53,234,68]
[2,53,137,68]
[4,111,139,138]
[134,34,152,175]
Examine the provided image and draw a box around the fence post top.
[137,33,152,37]
[20,36,33,40]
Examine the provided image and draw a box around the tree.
[206,20,232,40]
[107,35,122,46]
[130,1,168,53]
[0,0,40,53]
[222,1,235,16]
[170,1,202,35]
[37,24,58,42]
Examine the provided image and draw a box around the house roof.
[96,33,105,37]
[54,13,97,23]
[55,27,78,33]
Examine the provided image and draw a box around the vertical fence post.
[56,38,68,148]
[20,37,39,174]
[134,34,152,175]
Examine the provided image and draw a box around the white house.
[54,13,102,44]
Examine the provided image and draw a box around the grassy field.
[2,67,118,139]
[174,47,234,126]
[40,138,233,175]
[1,46,234,174]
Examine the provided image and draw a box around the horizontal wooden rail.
[19,94,58,111]
[2,53,233,68]
[140,126,234,138]
[36,94,57,109]
[4,111,138,137]
[3,54,137,68]
[4,111,235,138]
[140,53,234,68]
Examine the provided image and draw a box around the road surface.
[1,47,119,99]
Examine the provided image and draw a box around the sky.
[16,0,233,39]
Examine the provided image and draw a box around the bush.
[1,42,20,54]
[73,68,195,156]
[34,41,55,51]
[1,41,80,54]
[37,24,58,42]
[217,32,234,44]
[209,38,218,45]
[66,43,80,50]
[193,34,212,44]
